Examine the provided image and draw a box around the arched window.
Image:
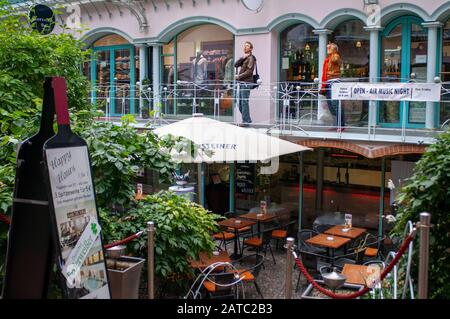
[332,20,369,78]
[162,24,234,116]
[279,23,318,82]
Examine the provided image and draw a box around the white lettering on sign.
[46,147,95,209]
[62,218,101,286]
[331,82,441,102]
[201,143,237,150]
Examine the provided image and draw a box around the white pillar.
[137,44,148,118]
[422,22,442,129]
[152,44,161,116]
[364,26,383,128]
[313,29,333,81]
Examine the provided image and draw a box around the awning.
[293,139,427,158]
[154,115,311,163]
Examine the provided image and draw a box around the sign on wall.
[331,82,441,102]
[236,163,255,195]
[29,4,55,35]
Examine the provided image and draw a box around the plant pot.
[107,256,145,299]
[301,279,364,299]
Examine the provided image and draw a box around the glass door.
[408,24,427,125]
[113,48,132,115]
[379,16,427,128]
[93,45,135,117]
[94,50,111,115]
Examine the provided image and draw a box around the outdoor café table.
[324,225,367,239]
[342,263,383,287]
[239,212,276,236]
[189,251,231,270]
[218,218,256,260]
[305,233,351,266]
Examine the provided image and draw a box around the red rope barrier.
[0,212,11,225]
[294,232,416,299]
[104,231,144,249]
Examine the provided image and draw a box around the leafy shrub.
[73,113,179,210]
[100,191,222,293]
[391,131,450,299]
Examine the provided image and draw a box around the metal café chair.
[228,253,265,298]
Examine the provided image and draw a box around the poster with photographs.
[45,146,110,299]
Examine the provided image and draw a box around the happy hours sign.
[46,146,95,209]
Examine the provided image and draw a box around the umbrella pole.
[229,162,235,213]
[378,157,386,242]
[298,153,304,242]
[197,163,205,207]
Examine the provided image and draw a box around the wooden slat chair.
[349,233,383,262]
[212,226,236,253]
[270,214,296,250]
[241,228,276,265]
[221,212,253,253]
[228,253,265,298]
[202,271,239,299]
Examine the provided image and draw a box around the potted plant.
[100,190,222,298]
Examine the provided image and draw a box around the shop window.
[162,24,234,116]
[279,23,319,82]
[332,20,369,78]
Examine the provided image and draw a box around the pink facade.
[46,0,450,131]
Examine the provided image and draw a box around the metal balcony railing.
[88,77,450,143]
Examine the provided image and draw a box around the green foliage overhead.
[391,131,450,299]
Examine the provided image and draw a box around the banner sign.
[331,82,441,102]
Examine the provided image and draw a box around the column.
[229,163,235,213]
[378,157,386,240]
[364,26,383,128]
[152,44,162,116]
[422,22,442,129]
[313,29,332,81]
[315,148,324,211]
[137,44,148,118]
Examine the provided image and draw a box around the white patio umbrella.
[154,114,311,163]
[153,114,311,211]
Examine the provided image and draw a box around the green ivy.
[391,131,450,299]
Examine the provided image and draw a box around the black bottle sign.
[42,77,111,299]
[2,78,56,298]
[29,4,55,35]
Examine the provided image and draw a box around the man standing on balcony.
[234,41,255,126]
[320,42,345,131]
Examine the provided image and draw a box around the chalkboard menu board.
[236,163,255,195]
